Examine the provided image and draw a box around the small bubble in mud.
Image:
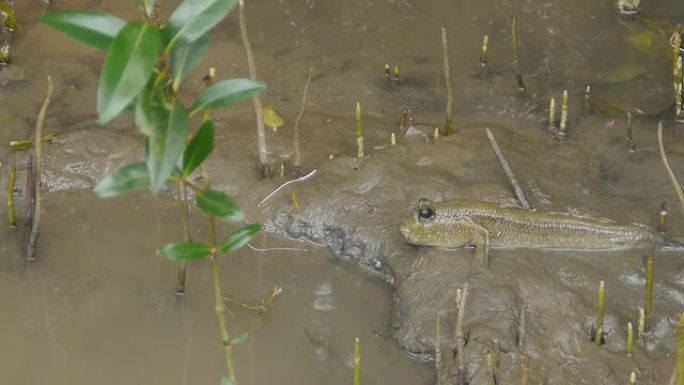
[313,296,335,311]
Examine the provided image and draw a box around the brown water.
[1,0,684,384]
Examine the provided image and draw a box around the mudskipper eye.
[418,207,435,220]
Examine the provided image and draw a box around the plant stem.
[293,67,313,168]
[175,182,192,295]
[26,75,52,261]
[238,0,270,178]
[441,27,453,135]
[595,280,605,345]
[7,163,16,228]
[208,213,237,382]
[644,255,654,332]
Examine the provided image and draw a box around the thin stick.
[644,255,654,332]
[7,163,16,227]
[511,18,525,91]
[485,128,531,209]
[657,121,684,217]
[293,67,313,168]
[238,0,270,178]
[25,76,52,261]
[442,27,454,135]
[455,285,469,385]
[257,169,317,207]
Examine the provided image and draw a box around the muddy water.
[0,193,432,385]
[1,0,684,384]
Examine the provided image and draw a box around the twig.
[293,67,313,167]
[257,169,317,207]
[442,27,454,135]
[25,75,52,261]
[238,0,270,178]
[455,285,469,385]
[511,18,525,91]
[657,121,684,217]
[485,128,530,209]
[246,243,307,252]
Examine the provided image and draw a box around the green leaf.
[166,0,237,49]
[182,119,214,176]
[157,242,211,260]
[98,21,161,124]
[190,79,265,116]
[134,81,166,136]
[147,99,189,193]
[219,223,261,253]
[230,332,248,346]
[94,162,150,198]
[41,11,126,51]
[196,189,244,220]
[170,35,211,92]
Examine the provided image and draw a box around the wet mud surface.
[1,0,684,384]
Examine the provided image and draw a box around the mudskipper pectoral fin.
[458,219,490,268]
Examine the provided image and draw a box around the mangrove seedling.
[627,321,634,357]
[480,35,489,67]
[548,96,557,133]
[677,312,684,385]
[354,337,361,385]
[659,201,668,233]
[42,0,266,382]
[638,307,645,340]
[356,102,364,158]
[511,18,525,91]
[626,113,636,153]
[558,90,569,140]
[594,280,606,345]
[644,255,654,332]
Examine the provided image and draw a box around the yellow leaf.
[262,104,284,132]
